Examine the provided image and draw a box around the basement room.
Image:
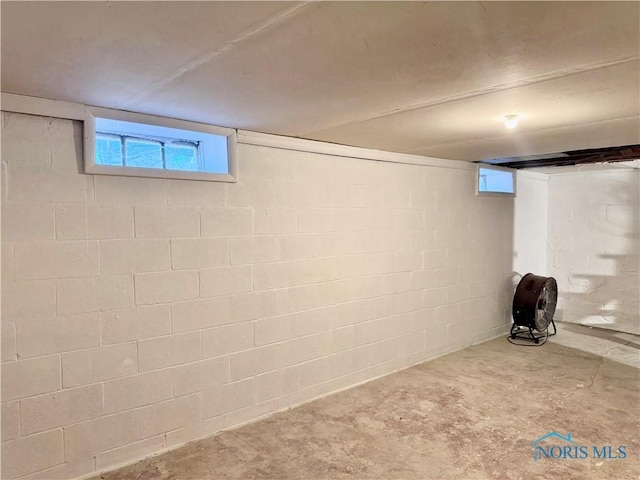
[1,1,638,479]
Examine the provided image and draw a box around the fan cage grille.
[512,274,558,331]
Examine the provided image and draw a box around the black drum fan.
[509,273,558,345]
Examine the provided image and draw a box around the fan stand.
[509,318,557,344]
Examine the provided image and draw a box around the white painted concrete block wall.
[1,112,514,479]
[513,171,548,276]
[547,166,639,335]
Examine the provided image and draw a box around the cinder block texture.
[62,342,138,387]
[0,113,514,479]
[2,401,20,442]
[1,355,61,401]
[1,429,64,479]
[134,270,198,305]
[16,312,100,358]
[547,168,640,335]
[20,384,103,435]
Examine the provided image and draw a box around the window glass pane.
[95,134,123,166]
[478,167,514,193]
[125,138,163,169]
[165,143,198,171]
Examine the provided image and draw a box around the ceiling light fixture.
[504,115,519,130]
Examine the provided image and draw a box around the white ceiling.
[2,1,639,162]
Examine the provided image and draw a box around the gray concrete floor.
[98,323,639,479]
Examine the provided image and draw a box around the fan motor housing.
[512,273,558,331]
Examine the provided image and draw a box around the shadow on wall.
[547,165,639,336]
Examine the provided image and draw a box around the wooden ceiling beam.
[489,144,640,169]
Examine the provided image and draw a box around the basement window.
[476,164,515,196]
[84,107,237,182]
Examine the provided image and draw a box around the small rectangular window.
[84,107,237,182]
[476,164,515,196]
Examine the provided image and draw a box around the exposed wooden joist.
[490,144,640,169]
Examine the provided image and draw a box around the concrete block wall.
[1,111,514,479]
[547,165,639,335]
[513,171,548,276]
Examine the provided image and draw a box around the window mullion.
[197,141,204,170]
[121,135,127,166]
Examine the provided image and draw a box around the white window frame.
[84,106,237,182]
[476,163,516,197]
